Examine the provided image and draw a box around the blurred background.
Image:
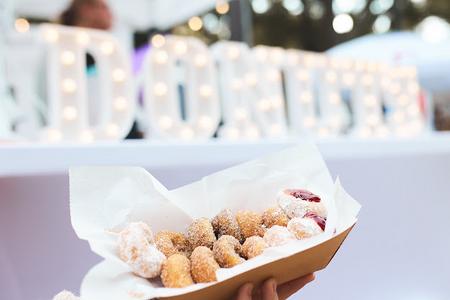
[1,1,450,300]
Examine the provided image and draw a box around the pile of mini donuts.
[117,188,327,288]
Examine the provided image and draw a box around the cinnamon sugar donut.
[262,207,289,228]
[187,218,216,249]
[190,246,220,283]
[242,236,268,259]
[161,254,194,288]
[155,231,191,258]
[236,211,265,239]
[213,235,245,268]
[212,209,243,242]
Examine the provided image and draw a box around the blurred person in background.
[60,0,112,30]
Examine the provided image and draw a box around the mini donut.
[263,225,296,247]
[236,211,265,239]
[213,235,245,268]
[190,246,220,283]
[155,231,191,258]
[187,218,217,249]
[242,236,268,259]
[161,254,194,288]
[287,216,323,240]
[53,291,80,300]
[117,222,166,278]
[262,207,289,228]
[277,189,327,219]
[211,209,243,242]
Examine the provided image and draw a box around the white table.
[1,136,450,300]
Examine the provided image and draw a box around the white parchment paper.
[70,143,361,300]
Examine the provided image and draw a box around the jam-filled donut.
[288,212,326,239]
[277,189,327,219]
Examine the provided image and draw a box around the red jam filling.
[304,212,326,231]
[287,189,321,203]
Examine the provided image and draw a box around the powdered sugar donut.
[117,222,166,278]
[263,225,296,247]
[53,291,79,300]
[287,215,324,240]
[277,189,327,219]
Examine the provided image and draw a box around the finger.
[261,278,278,300]
[277,273,315,300]
[235,283,254,300]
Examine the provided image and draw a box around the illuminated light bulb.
[325,71,337,83]
[114,97,128,111]
[408,105,420,116]
[271,48,285,64]
[271,97,283,109]
[180,127,195,140]
[106,123,120,137]
[80,130,94,143]
[296,70,310,81]
[174,41,188,55]
[303,116,316,128]
[266,69,281,82]
[342,72,355,85]
[231,79,243,91]
[234,107,248,120]
[300,91,313,104]
[100,41,114,55]
[15,18,30,33]
[376,126,389,138]
[245,126,260,139]
[358,127,372,138]
[153,82,168,97]
[330,116,341,128]
[199,84,213,98]
[47,128,62,142]
[154,50,169,64]
[329,92,340,105]
[194,54,208,67]
[362,74,374,86]
[398,95,409,106]
[390,83,401,95]
[63,106,78,121]
[367,62,378,72]
[227,46,240,60]
[318,127,330,137]
[199,115,214,129]
[329,58,341,69]
[364,95,377,107]
[255,48,268,61]
[151,34,165,48]
[367,114,380,126]
[245,73,258,87]
[303,54,316,67]
[258,99,271,111]
[407,82,420,94]
[216,1,230,14]
[225,127,240,139]
[112,68,126,82]
[188,16,203,31]
[76,31,90,46]
[158,115,173,130]
[44,28,59,42]
[60,51,75,65]
[393,111,405,123]
[354,61,365,72]
[62,78,77,93]
[332,13,354,34]
[269,124,283,135]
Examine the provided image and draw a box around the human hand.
[235,273,315,300]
